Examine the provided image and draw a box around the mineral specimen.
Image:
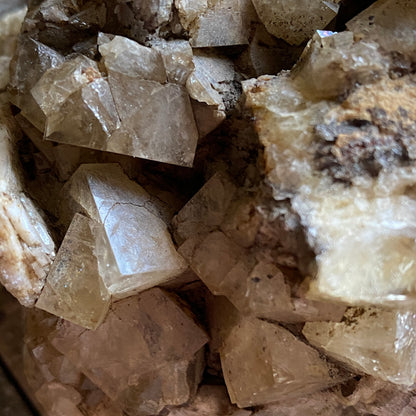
[59,163,187,298]
[220,316,345,407]
[303,307,416,388]
[243,31,416,306]
[3,0,416,415]
[175,0,254,47]
[251,0,341,45]
[49,288,209,415]
[0,104,55,307]
[36,214,111,330]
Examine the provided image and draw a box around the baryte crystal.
[60,164,187,298]
[175,0,253,47]
[49,288,209,414]
[98,35,198,167]
[36,214,111,330]
[243,38,416,306]
[9,35,65,130]
[0,106,55,307]
[251,0,341,45]
[220,316,345,407]
[303,307,416,388]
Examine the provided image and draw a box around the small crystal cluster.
[2,0,416,415]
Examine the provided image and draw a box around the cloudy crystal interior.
[1,0,416,415]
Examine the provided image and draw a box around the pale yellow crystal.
[221,316,345,407]
[303,307,416,388]
[36,214,111,330]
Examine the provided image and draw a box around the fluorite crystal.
[3,0,416,415]
[220,315,345,407]
[49,288,208,415]
[303,307,416,387]
[36,214,111,330]
[251,0,341,45]
[59,163,187,298]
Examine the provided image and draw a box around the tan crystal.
[251,0,341,45]
[36,214,111,330]
[221,316,345,407]
[60,164,187,298]
[303,307,416,388]
[175,0,253,47]
[49,288,209,414]
[100,35,198,167]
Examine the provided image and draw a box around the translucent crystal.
[36,214,111,330]
[303,307,416,388]
[175,0,253,47]
[251,0,341,45]
[9,35,64,130]
[192,231,345,323]
[292,31,388,99]
[221,316,345,407]
[151,39,194,85]
[32,55,102,119]
[24,309,124,416]
[60,164,187,298]
[98,35,199,167]
[49,288,209,414]
[347,0,416,61]
[172,172,237,245]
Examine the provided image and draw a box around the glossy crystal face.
[2,0,416,415]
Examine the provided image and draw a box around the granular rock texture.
[2,0,416,415]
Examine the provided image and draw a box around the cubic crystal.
[60,164,187,298]
[36,214,111,330]
[303,307,416,388]
[49,288,209,414]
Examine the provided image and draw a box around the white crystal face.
[303,307,416,387]
[61,164,187,298]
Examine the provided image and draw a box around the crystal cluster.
[2,0,416,415]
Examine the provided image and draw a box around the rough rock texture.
[4,0,416,415]
[0,105,55,307]
[243,33,416,307]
